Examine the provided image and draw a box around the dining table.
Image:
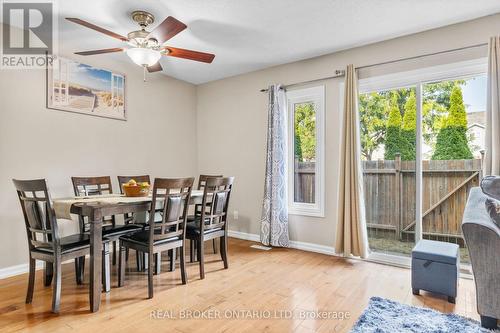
[52,190,204,312]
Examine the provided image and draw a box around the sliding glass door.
[358,62,486,265]
[419,75,486,265]
[359,86,417,257]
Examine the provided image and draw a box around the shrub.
[432,127,473,160]
[401,91,417,160]
[384,94,403,160]
[432,86,473,160]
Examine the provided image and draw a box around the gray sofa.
[462,187,500,329]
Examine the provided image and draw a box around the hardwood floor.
[0,238,477,333]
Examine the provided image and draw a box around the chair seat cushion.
[35,234,110,254]
[187,215,215,223]
[102,224,143,238]
[186,220,222,236]
[120,230,180,246]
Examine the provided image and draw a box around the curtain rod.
[259,42,488,92]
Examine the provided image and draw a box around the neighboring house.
[467,111,485,158]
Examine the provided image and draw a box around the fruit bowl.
[122,180,150,197]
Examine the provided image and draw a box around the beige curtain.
[485,36,500,176]
[335,64,369,258]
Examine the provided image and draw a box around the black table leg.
[44,262,53,286]
[154,252,161,275]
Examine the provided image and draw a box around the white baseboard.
[228,230,260,242]
[228,230,337,256]
[0,262,44,280]
[0,258,83,280]
[0,233,334,280]
[289,239,337,256]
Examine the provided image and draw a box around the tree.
[359,92,387,160]
[294,134,303,160]
[359,87,419,161]
[423,80,465,109]
[294,103,316,161]
[357,80,471,162]
[401,90,417,160]
[422,80,466,150]
[432,85,473,160]
[384,94,403,160]
[379,87,414,116]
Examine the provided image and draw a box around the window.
[111,74,125,111]
[287,86,325,217]
[357,58,487,266]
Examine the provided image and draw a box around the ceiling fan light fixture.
[68,13,215,73]
[126,47,161,67]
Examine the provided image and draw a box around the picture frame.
[46,56,126,120]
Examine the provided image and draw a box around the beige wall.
[196,14,500,247]
[2,13,500,271]
[0,54,198,269]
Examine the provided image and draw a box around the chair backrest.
[13,179,59,251]
[72,176,114,230]
[199,177,234,232]
[117,175,151,194]
[72,176,113,196]
[149,177,194,246]
[198,174,223,190]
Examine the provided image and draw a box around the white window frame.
[358,58,487,93]
[354,58,487,269]
[287,85,325,217]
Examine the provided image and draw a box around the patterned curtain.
[260,84,290,247]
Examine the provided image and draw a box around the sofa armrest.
[462,187,500,319]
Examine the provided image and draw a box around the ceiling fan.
[66,11,215,76]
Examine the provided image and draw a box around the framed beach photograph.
[46,57,126,120]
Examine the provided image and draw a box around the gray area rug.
[350,297,497,333]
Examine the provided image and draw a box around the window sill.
[288,208,325,218]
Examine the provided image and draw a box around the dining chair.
[13,179,111,313]
[71,176,142,278]
[189,174,222,259]
[118,177,194,299]
[195,175,223,213]
[186,177,234,279]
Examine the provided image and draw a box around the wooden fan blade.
[164,47,215,63]
[74,48,124,56]
[147,62,163,73]
[66,18,128,41]
[148,16,187,45]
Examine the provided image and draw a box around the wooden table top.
[53,190,204,219]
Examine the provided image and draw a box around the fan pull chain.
[143,66,147,82]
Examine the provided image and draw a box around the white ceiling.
[51,0,500,84]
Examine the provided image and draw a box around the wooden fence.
[295,155,482,244]
[363,155,482,244]
[294,160,315,203]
